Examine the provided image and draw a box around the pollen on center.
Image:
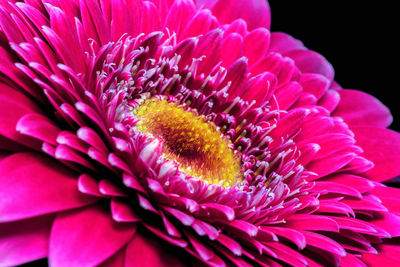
[133,98,241,187]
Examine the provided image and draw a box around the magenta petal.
[198,0,271,30]
[362,244,400,266]
[284,49,334,81]
[301,231,346,257]
[370,212,400,237]
[220,33,244,66]
[318,89,340,113]
[326,174,374,194]
[263,226,306,250]
[98,247,126,267]
[269,32,305,54]
[244,28,270,65]
[273,81,302,110]
[352,127,400,181]
[306,151,356,179]
[241,72,276,106]
[299,73,330,100]
[16,113,61,145]
[0,152,97,222]
[0,215,53,266]
[371,186,400,215]
[0,86,42,149]
[111,199,141,222]
[333,89,392,128]
[49,205,137,267]
[285,214,339,232]
[125,231,185,267]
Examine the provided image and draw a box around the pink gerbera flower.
[1,0,400,266]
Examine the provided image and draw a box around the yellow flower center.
[133,98,241,187]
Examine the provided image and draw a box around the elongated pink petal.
[0,215,53,266]
[352,127,400,181]
[371,186,400,215]
[284,49,334,81]
[125,231,185,267]
[244,28,270,65]
[16,113,61,145]
[269,32,305,54]
[333,89,392,128]
[197,0,271,30]
[285,214,339,232]
[0,152,97,222]
[370,212,400,237]
[49,205,137,267]
[98,247,126,267]
[362,244,400,266]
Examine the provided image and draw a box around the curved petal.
[0,215,53,266]
[49,205,137,267]
[196,0,271,30]
[333,89,392,128]
[99,247,126,267]
[362,244,400,266]
[284,49,335,81]
[269,32,305,54]
[352,127,400,181]
[0,85,42,149]
[0,152,97,222]
[125,231,186,267]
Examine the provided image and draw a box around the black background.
[269,1,399,131]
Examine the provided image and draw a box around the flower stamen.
[133,98,241,187]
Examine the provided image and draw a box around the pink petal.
[49,205,137,266]
[186,232,215,261]
[0,215,53,266]
[181,9,218,39]
[285,214,339,232]
[77,174,102,197]
[362,244,400,266]
[318,89,340,112]
[310,181,362,198]
[326,174,375,194]
[333,89,392,128]
[284,49,335,81]
[352,127,400,181]
[272,81,302,110]
[0,152,97,222]
[111,199,141,222]
[0,86,42,149]
[16,113,61,145]
[194,28,223,74]
[370,212,400,237]
[244,27,270,65]
[269,32,305,54]
[220,33,244,67]
[197,0,271,30]
[263,226,306,250]
[371,185,400,215]
[298,133,355,159]
[341,253,368,267]
[98,247,125,267]
[163,0,196,38]
[216,233,242,256]
[241,72,276,107]
[299,73,330,100]
[125,231,185,267]
[301,231,346,257]
[306,151,356,179]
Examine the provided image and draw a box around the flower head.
[1,0,400,266]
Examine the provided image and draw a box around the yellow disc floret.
[133,98,241,187]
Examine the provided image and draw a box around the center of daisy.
[133,98,241,187]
